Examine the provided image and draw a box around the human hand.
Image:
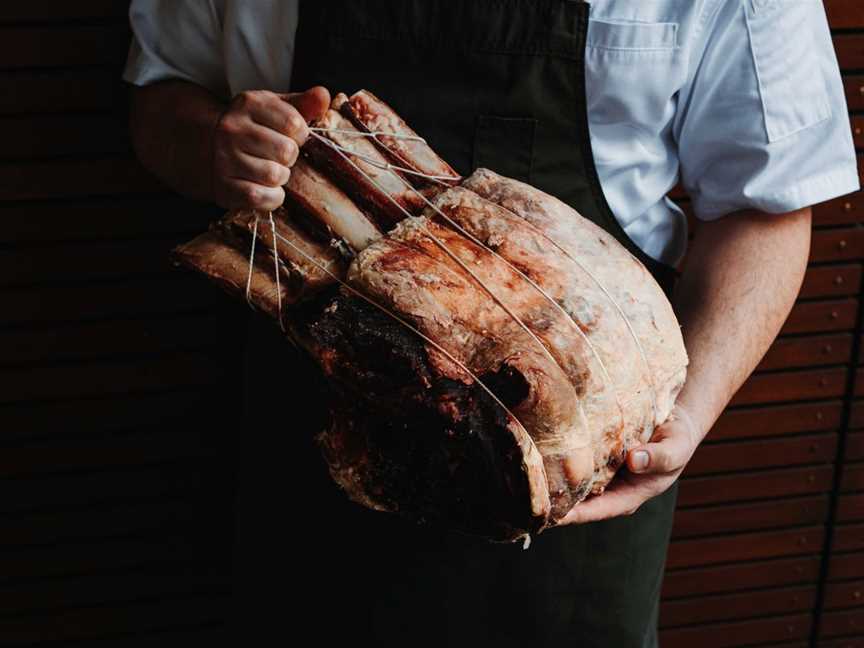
[211,86,330,210]
[558,404,702,525]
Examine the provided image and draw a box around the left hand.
[558,403,702,525]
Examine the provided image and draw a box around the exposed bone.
[172,231,286,320]
[224,208,346,301]
[306,103,425,228]
[286,158,382,252]
[342,89,460,187]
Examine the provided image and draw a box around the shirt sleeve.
[674,0,859,220]
[123,0,229,97]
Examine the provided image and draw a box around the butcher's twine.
[241,123,662,521]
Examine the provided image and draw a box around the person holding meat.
[124,1,858,646]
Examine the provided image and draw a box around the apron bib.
[233,2,678,646]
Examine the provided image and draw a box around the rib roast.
[174,90,688,542]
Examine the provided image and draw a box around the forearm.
[673,207,812,439]
[129,80,227,202]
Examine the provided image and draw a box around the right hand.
[211,86,331,211]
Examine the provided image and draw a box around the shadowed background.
[0,2,863,646]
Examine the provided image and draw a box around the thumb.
[283,86,331,123]
[626,437,689,475]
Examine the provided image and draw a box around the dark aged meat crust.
[289,292,547,540]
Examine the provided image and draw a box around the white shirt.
[124,0,859,266]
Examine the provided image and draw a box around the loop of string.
[310,129,461,184]
[309,126,427,144]
[267,211,285,332]
[244,211,285,332]
[245,213,260,308]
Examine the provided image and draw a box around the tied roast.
[174,90,688,542]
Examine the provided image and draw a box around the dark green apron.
[232,1,679,646]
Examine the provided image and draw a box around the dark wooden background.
[0,2,862,646]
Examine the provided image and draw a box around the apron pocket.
[473,115,537,183]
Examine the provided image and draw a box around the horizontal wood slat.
[846,433,864,460]
[0,499,219,548]
[838,493,864,522]
[842,463,864,492]
[820,608,864,638]
[1,595,226,645]
[660,586,816,629]
[826,0,864,29]
[678,466,835,507]
[0,2,128,23]
[0,26,130,69]
[730,368,847,406]
[709,402,843,441]
[835,34,864,70]
[687,434,838,476]
[782,300,858,335]
[758,334,854,371]
[0,113,130,159]
[1,278,232,325]
[0,464,211,515]
[824,581,864,611]
[666,527,825,570]
[0,390,238,441]
[0,198,217,243]
[829,551,864,581]
[853,115,864,149]
[0,351,230,404]
[0,239,190,287]
[0,564,225,617]
[844,76,864,113]
[659,613,811,648]
[799,265,862,299]
[811,228,864,264]
[662,556,822,599]
[0,536,204,583]
[0,434,216,478]
[814,193,864,226]
[0,314,235,366]
[671,496,830,539]
[0,157,163,201]
[832,524,864,553]
[0,68,124,115]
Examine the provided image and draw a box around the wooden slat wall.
[0,3,239,644]
[659,3,864,646]
[2,2,864,646]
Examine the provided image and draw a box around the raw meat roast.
[175,90,688,542]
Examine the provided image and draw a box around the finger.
[283,86,331,123]
[228,151,291,188]
[627,435,691,475]
[237,124,299,167]
[221,178,285,211]
[240,92,309,143]
[558,486,643,525]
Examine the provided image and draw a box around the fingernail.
[631,451,650,472]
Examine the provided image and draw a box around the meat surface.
[174,89,688,541]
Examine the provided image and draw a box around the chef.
[124,1,858,646]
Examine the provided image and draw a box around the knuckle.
[241,184,261,207]
[262,162,286,187]
[285,110,307,136]
[280,138,299,165]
